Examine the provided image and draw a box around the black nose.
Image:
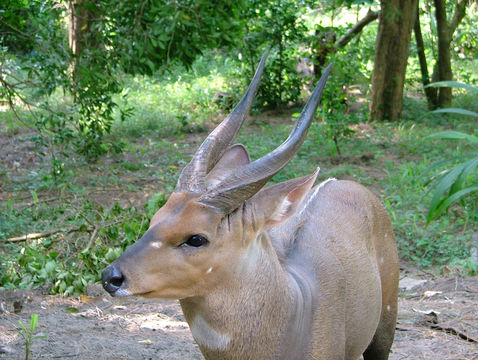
[102,265,125,295]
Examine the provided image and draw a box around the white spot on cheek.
[387,305,391,312]
[150,241,162,248]
[190,314,231,351]
[206,267,213,274]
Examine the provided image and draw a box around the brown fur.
[108,177,398,360]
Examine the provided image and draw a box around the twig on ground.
[4,219,124,243]
[19,196,73,211]
[82,219,125,251]
[84,226,100,251]
[429,323,478,343]
[5,226,85,242]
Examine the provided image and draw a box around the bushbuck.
[102,54,399,360]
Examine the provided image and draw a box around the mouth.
[109,288,133,297]
[108,287,157,298]
[137,290,156,298]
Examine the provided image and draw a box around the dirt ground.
[0,271,477,360]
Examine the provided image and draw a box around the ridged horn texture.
[198,63,333,214]
[175,53,269,193]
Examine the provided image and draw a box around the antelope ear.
[206,144,251,189]
[248,168,319,228]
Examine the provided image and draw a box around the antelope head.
[102,55,332,299]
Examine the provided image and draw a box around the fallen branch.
[19,196,74,211]
[82,219,129,251]
[84,226,100,251]
[429,323,478,343]
[395,324,419,332]
[5,226,86,242]
[4,219,125,243]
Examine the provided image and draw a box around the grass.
[111,54,241,138]
[0,57,477,296]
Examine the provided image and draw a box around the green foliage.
[15,314,47,360]
[310,22,374,155]
[0,0,44,55]
[319,59,361,155]
[425,131,478,224]
[107,0,245,75]
[382,156,473,269]
[0,0,246,178]
[238,0,310,107]
[426,81,478,94]
[1,194,167,295]
[1,0,124,176]
[112,54,234,137]
[425,81,478,224]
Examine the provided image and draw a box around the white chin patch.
[114,289,132,297]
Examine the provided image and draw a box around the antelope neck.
[180,234,315,359]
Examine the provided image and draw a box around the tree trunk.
[370,0,417,122]
[434,0,453,106]
[432,0,469,107]
[68,1,87,80]
[414,4,438,109]
[67,0,99,89]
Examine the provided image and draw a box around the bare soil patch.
[1,272,476,360]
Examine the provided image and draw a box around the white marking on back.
[206,267,213,274]
[386,305,391,312]
[189,314,231,351]
[299,178,337,215]
[150,241,162,248]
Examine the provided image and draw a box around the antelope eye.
[183,235,209,248]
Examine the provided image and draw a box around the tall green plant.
[425,81,478,224]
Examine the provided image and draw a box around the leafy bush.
[0,193,167,295]
[238,0,309,108]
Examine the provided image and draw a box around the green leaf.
[425,81,478,94]
[31,190,39,204]
[16,320,29,339]
[431,108,478,118]
[428,162,468,217]
[450,157,478,194]
[427,185,478,224]
[423,155,469,177]
[64,306,79,313]
[426,131,478,144]
[30,313,38,332]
